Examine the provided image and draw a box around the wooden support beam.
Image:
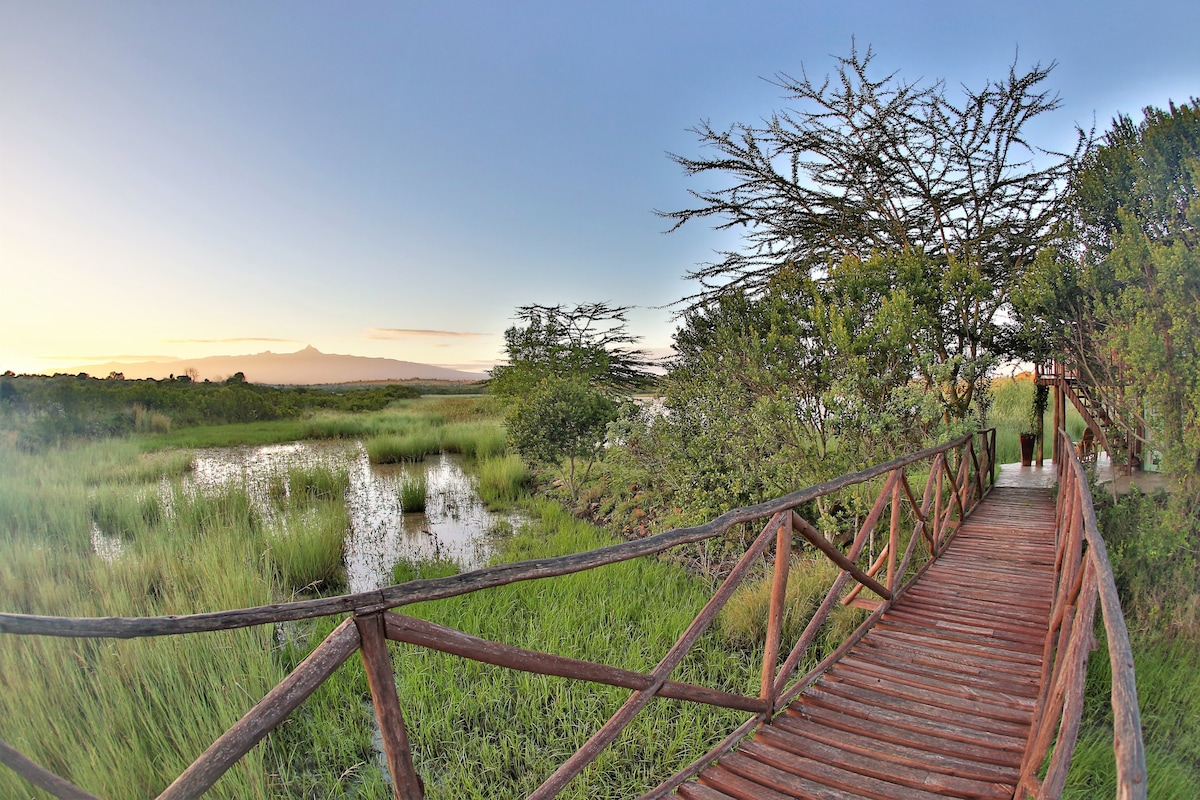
[356,613,422,800]
[157,618,361,800]
[0,739,102,800]
[526,510,784,800]
[382,613,764,713]
[791,512,892,601]
[761,514,792,703]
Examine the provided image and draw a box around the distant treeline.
[0,371,422,447]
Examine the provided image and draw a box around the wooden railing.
[1014,429,1146,800]
[1,430,998,800]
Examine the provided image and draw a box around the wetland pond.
[187,440,516,591]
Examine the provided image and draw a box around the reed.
[476,454,532,506]
[439,421,507,459]
[397,471,428,513]
[287,463,349,505]
[267,502,349,593]
[366,431,441,463]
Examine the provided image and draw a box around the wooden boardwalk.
[679,487,1057,800]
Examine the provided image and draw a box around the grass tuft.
[268,503,348,593]
[398,472,428,513]
[477,455,532,506]
[367,432,441,463]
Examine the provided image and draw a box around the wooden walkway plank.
[680,487,1056,799]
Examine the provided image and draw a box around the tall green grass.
[267,502,349,593]
[718,556,866,654]
[439,420,507,459]
[397,471,428,513]
[287,462,348,505]
[388,499,757,799]
[0,437,388,798]
[990,375,1086,464]
[1064,638,1200,799]
[477,454,532,505]
[366,431,441,463]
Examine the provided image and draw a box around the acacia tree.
[491,303,655,499]
[489,303,654,398]
[663,45,1081,423]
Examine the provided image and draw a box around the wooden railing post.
[887,474,900,590]
[355,612,423,800]
[760,513,792,705]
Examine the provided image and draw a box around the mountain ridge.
[62,346,488,384]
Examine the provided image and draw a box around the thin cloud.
[164,337,299,344]
[367,328,488,340]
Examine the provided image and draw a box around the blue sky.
[2,1,1197,374]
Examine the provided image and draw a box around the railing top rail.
[0,431,985,640]
[1058,430,1147,800]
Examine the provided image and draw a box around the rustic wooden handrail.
[1014,429,1146,800]
[0,433,979,640]
[2,429,1004,800]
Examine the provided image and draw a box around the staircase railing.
[0,430,996,800]
[1013,429,1146,800]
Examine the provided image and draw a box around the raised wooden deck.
[680,487,1057,800]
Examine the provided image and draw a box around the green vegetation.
[718,556,864,651]
[388,500,756,799]
[439,420,507,459]
[397,471,428,512]
[268,502,350,593]
[492,303,653,500]
[476,454,533,506]
[0,371,421,449]
[367,430,441,463]
[0,436,383,799]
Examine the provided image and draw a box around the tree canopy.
[1019,100,1200,486]
[490,302,655,500]
[489,303,655,398]
[663,44,1078,309]
[662,46,1079,427]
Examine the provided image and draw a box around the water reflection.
[186,441,514,592]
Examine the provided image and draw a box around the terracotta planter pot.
[1019,433,1036,466]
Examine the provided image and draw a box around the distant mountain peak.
[60,346,487,384]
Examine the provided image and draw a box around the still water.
[187,441,513,592]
